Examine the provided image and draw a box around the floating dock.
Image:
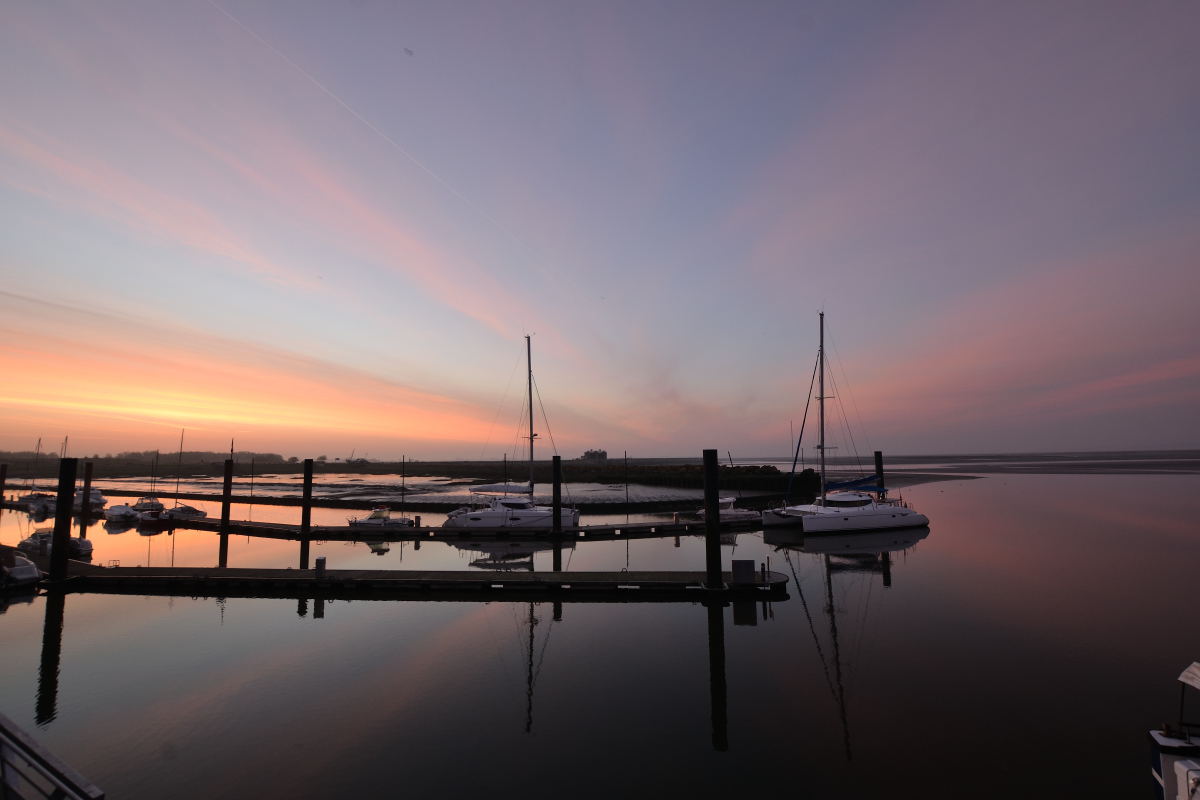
[48,564,788,602]
[172,517,764,541]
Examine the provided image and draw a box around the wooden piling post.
[0,463,7,502]
[703,449,722,589]
[219,459,232,569]
[49,458,77,582]
[553,540,562,572]
[79,461,93,538]
[300,459,313,569]
[552,455,562,534]
[707,600,728,751]
[874,451,885,492]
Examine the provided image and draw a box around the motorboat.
[1,553,42,589]
[442,335,579,530]
[166,504,208,521]
[17,531,53,556]
[348,505,413,528]
[105,505,139,523]
[763,312,928,533]
[698,497,760,522]
[73,488,107,512]
[131,496,165,513]
[16,530,93,559]
[444,496,580,529]
[1149,662,1200,800]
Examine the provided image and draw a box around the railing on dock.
[0,712,104,800]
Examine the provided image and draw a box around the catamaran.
[444,336,580,529]
[762,312,929,532]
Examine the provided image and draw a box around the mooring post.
[707,600,728,751]
[553,540,562,572]
[703,449,722,589]
[36,590,66,725]
[315,555,326,580]
[49,458,77,582]
[219,458,232,569]
[874,450,885,492]
[552,455,562,534]
[300,458,313,569]
[0,463,7,502]
[79,461,93,538]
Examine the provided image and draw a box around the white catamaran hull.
[762,505,928,532]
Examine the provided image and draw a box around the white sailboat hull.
[443,507,580,529]
[762,504,928,532]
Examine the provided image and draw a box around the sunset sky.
[1,0,1198,460]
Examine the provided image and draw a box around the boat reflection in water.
[451,540,576,571]
[768,525,930,759]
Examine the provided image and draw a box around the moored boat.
[166,504,207,521]
[105,505,139,523]
[698,497,760,522]
[443,336,580,530]
[1149,662,1200,800]
[763,312,929,534]
[131,496,165,513]
[348,505,413,528]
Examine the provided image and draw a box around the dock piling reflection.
[49,458,77,583]
[706,600,728,751]
[37,591,65,725]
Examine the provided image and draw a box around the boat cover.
[469,482,533,495]
[1180,663,1200,691]
[825,475,883,491]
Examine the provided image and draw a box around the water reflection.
[769,527,931,762]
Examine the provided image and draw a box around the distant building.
[579,449,608,464]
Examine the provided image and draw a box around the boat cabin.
[496,498,534,510]
[819,491,874,508]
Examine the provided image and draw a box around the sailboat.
[762,312,929,532]
[443,336,580,529]
[17,439,57,513]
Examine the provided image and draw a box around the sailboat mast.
[174,429,185,508]
[819,312,826,504]
[527,335,535,494]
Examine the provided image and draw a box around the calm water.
[1,474,1197,798]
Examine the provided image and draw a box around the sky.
[1,0,1198,461]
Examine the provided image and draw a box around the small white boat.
[16,530,93,558]
[105,505,139,523]
[131,496,164,513]
[1,553,42,588]
[73,488,108,512]
[348,506,414,528]
[17,531,53,555]
[166,504,208,521]
[698,497,760,522]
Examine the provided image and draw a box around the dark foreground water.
[1,473,1197,798]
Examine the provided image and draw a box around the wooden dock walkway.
[46,564,788,602]
[175,517,763,541]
